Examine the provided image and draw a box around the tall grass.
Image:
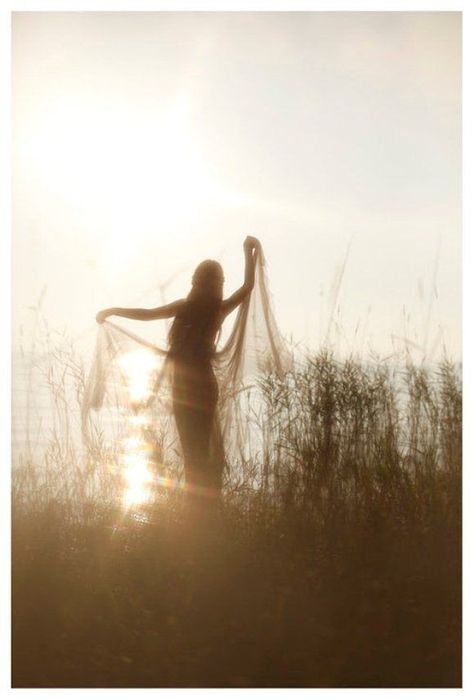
[12,335,461,687]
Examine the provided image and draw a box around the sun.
[15,94,233,272]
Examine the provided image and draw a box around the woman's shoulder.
[170,298,187,314]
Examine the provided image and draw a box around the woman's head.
[190,259,224,300]
[169,259,224,355]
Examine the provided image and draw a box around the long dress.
[169,300,222,497]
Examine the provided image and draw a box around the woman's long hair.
[168,260,224,358]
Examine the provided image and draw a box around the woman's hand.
[96,309,112,324]
[244,235,260,252]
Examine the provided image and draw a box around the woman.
[96,236,260,500]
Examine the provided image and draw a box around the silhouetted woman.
[96,236,259,500]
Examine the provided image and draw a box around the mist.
[12,11,461,362]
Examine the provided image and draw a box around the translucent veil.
[81,246,290,486]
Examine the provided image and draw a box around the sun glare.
[121,449,154,508]
[118,349,161,403]
[122,452,153,482]
[15,95,240,274]
[114,348,162,508]
[123,481,152,509]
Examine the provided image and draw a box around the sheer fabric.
[81,247,290,486]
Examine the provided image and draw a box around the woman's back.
[168,298,222,363]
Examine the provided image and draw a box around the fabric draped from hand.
[81,246,291,486]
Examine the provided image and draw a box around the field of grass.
[12,350,462,687]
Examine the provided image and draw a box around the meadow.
[12,339,462,687]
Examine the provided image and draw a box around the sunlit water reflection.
[117,349,163,509]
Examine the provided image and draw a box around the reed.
[12,334,461,687]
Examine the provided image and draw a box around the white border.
[0,1,468,11]
[0,3,11,696]
[2,1,469,698]
[462,0,470,695]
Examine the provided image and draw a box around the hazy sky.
[12,11,461,360]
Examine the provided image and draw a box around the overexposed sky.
[12,11,461,360]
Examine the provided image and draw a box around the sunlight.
[15,94,240,274]
[122,452,153,484]
[123,482,152,509]
[128,412,151,427]
[115,350,162,508]
[117,349,161,403]
[121,450,153,508]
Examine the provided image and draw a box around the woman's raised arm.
[96,299,185,324]
[221,236,259,317]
